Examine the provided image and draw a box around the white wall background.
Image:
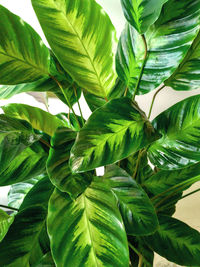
[0,1,199,266]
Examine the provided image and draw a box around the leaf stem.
[44,92,50,112]
[73,85,84,126]
[148,85,165,119]
[124,87,128,97]
[132,34,148,101]
[49,75,81,130]
[129,242,140,257]
[138,254,143,267]
[0,204,18,211]
[181,187,200,200]
[132,150,145,181]
[40,138,51,149]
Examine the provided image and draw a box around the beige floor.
[154,182,200,266]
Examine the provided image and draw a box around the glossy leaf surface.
[116,0,200,95]
[31,0,117,98]
[0,114,41,173]
[2,104,65,136]
[0,5,50,85]
[0,209,14,242]
[148,94,200,170]
[70,97,159,173]
[165,30,200,90]
[47,127,91,198]
[121,0,168,34]
[144,215,200,265]
[8,176,42,209]
[0,143,47,186]
[104,165,158,236]
[48,179,129,267]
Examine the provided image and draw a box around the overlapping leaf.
[116,0,200,95]
[48,178,129,267]
[0,209,14,242]
[104,165,158,236]
[31,0,117,98]
[47,127,91,198]
[148,94,200,170]
[144,215,200,266]
[120,0,168,34]
[2,104,65,136]
[70,97,159,173]
[0,5,50,85]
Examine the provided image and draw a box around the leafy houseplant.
[0,0,200,266]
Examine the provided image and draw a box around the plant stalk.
[132,34,148,101]
[0,204,18,211]
[138,254,143,267]
[73,85,84,126]
[148,85,165,119]
[40,138,51,149]
[181,187,200,200]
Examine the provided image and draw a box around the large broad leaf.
[165,31,200,90]
[8,176,42,209]
[47,127,92,199]
[0,209,14,242]
[2,104,65,136]
[31,0,117,98]
[148,94,200,170]
[0,5,50,85]
[116,0,200,95]
[144,215,200,266]
[0,177,53,266]
[48,178,129,267]
[120,0,168,34]
[0,142,47,186]
[70,97,159,173]
[0,114,41,172]
[104,165,158,236]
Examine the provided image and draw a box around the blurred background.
[0,0,199,266]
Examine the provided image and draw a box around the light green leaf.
[116,0,200,95]
[31,0,117,98]
[121,0,168,34]
[0,143,47,186]
[165,30,200,90]
[8,176,42,209]
[0,5,50,85]
[0,209,14,242]
[104,165,158,236]
[0,114,41,173]
[148,94,200,170]
[2,104,65,136]
[47,127,92,198]
[70,97,159,173]
[144,215,200,266]
[48,178,129,267]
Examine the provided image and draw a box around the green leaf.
[144,215,200,266]
[148,94,200,170]
[120,0,168,34]
[165,30,200,90]
[0,209,14,242]
[56,113,84,132]
[116,0,200,95]
[8,176,42,209]
[70,97,159,173]
[35,252,55,267]
[104,165,158,236]
[47,127,92,198]
[0,143,47,186]
[31,0,117,98]
[48,178,129,267]
[0,5,50,85]
[0,114,41,173]
[2,104,66,136]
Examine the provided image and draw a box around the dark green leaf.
[144,215,200,266]
[8,176,42,209]
[48,178,129,267]
[165,30,200,91]
[70,97,159,173]
[148,94,200,170]
[47,127,91,199]
[120,0,168,34]
[116,0,200,95]
[35,252,55,267]
[2,103,66,136]
[31,0,117,98]
[104,165,158,236]
[0,209,14,242]
[0,5,50,84]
